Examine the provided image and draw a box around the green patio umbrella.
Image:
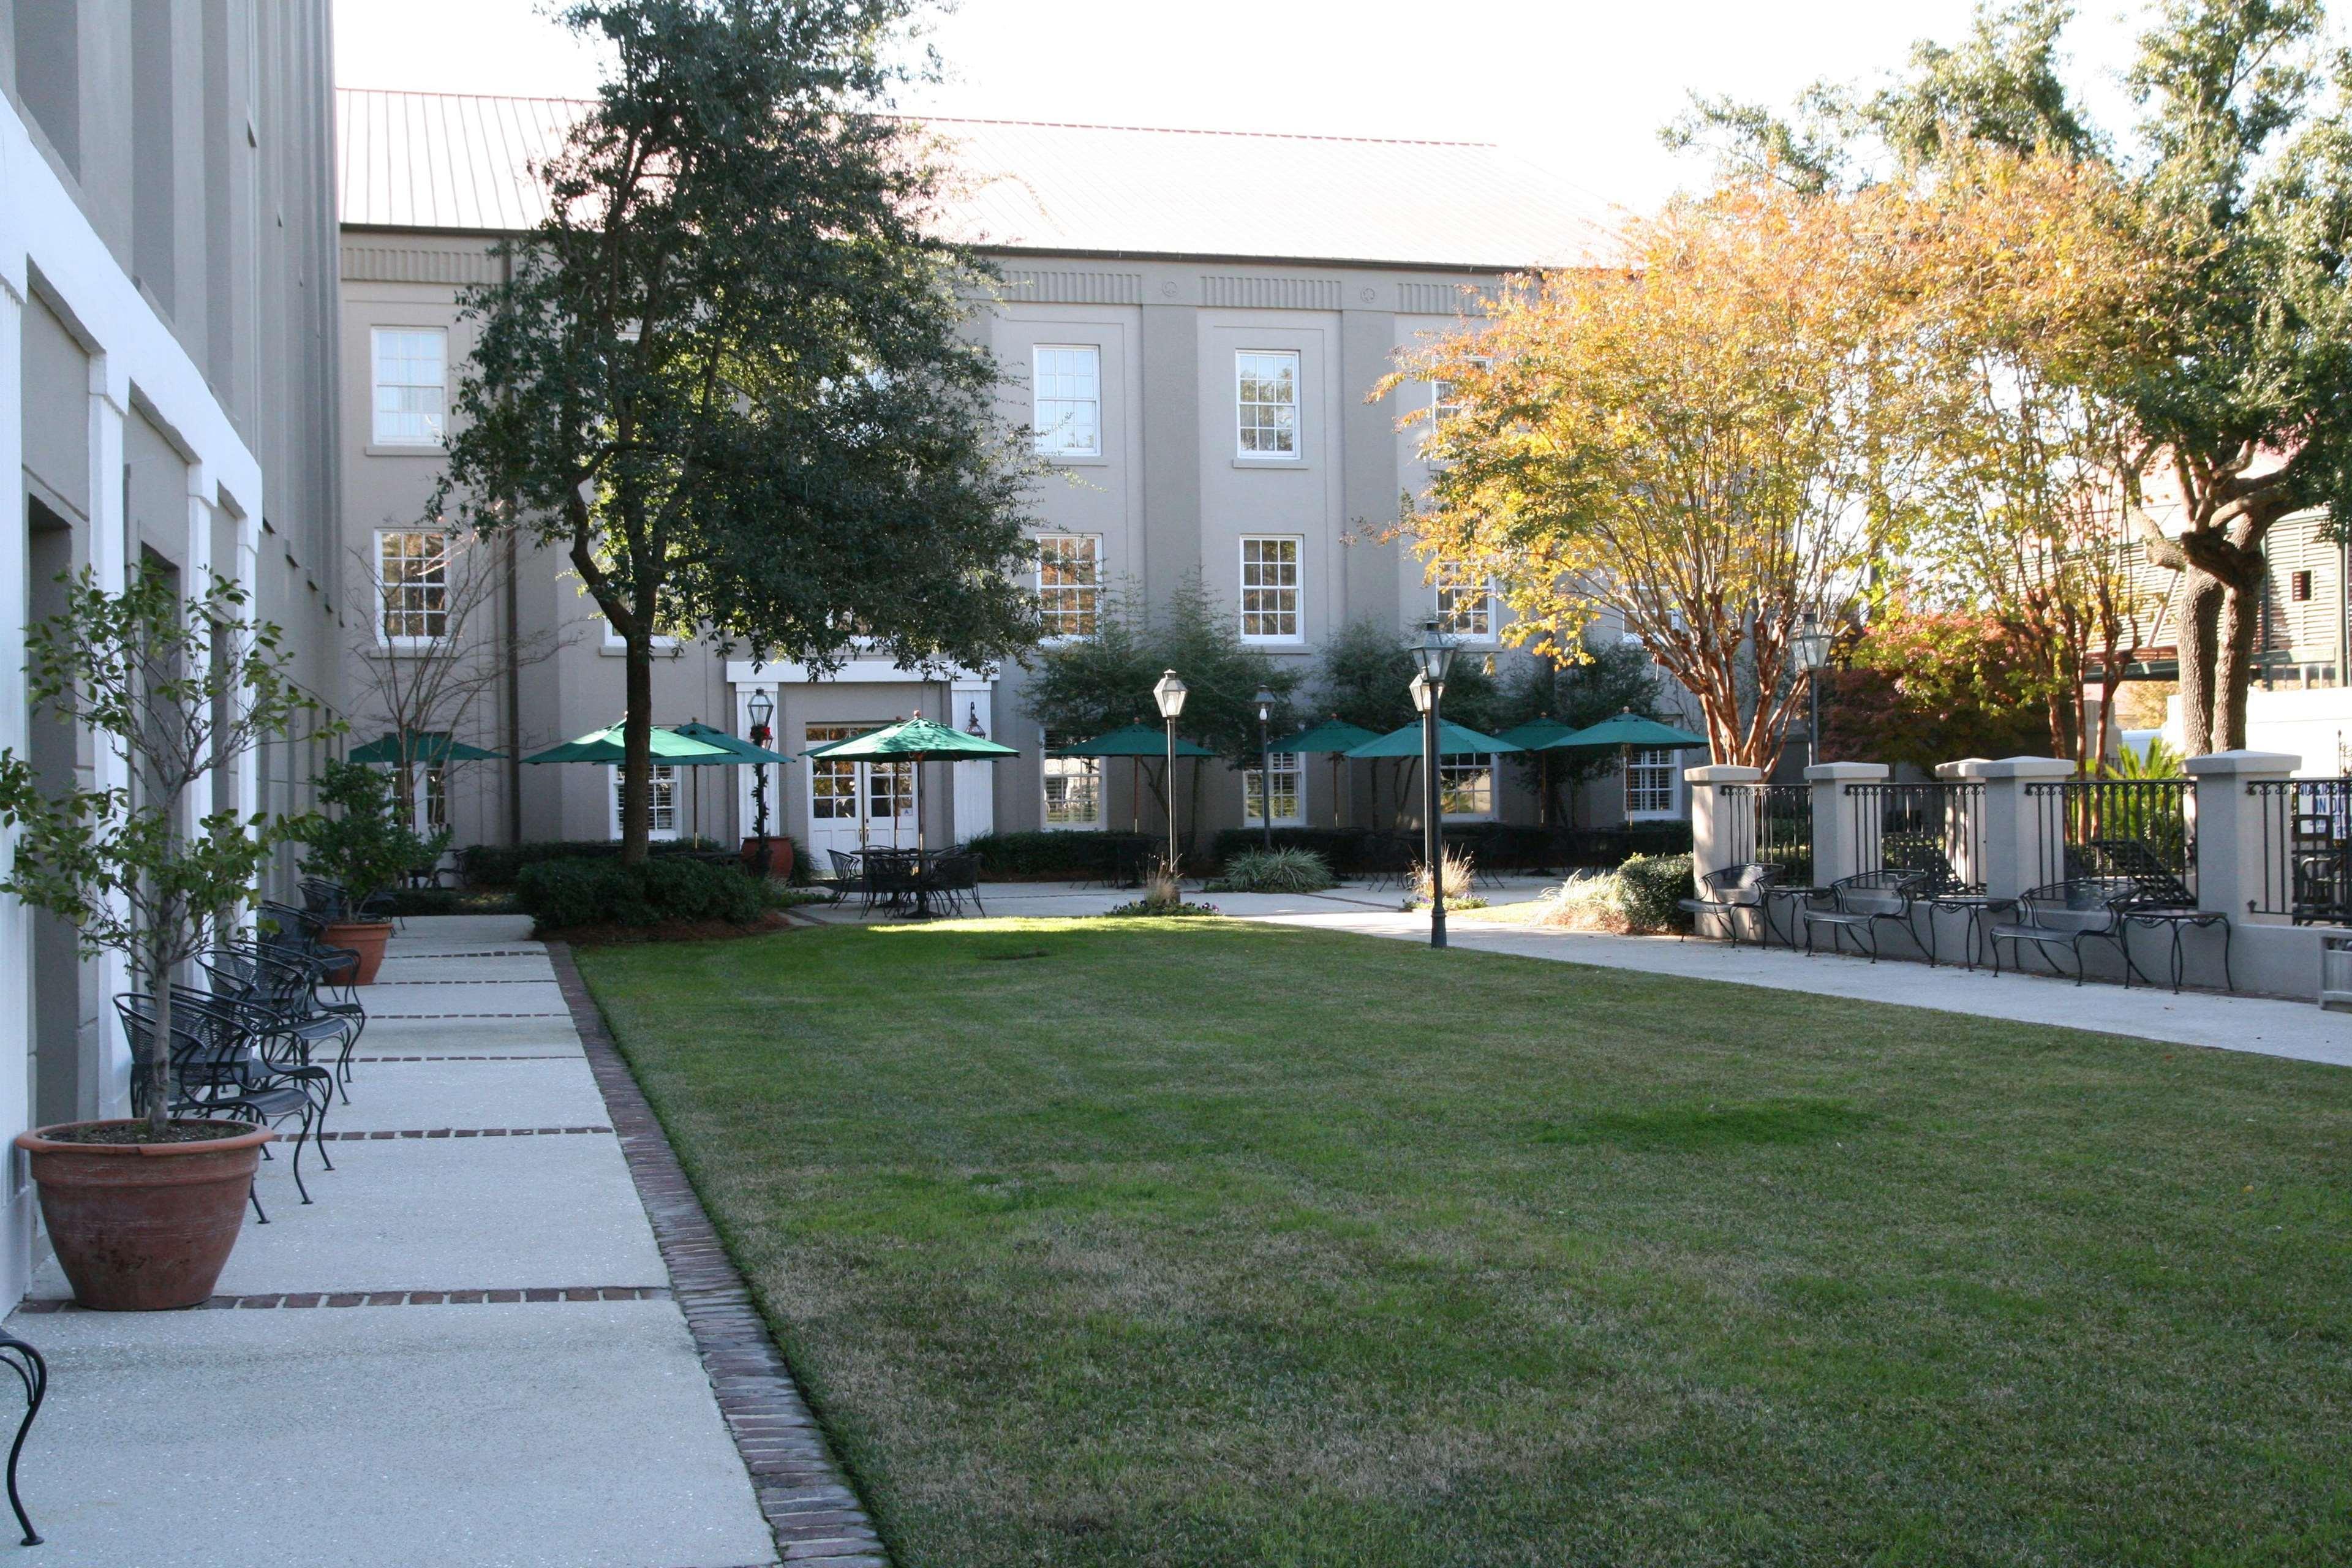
[521,724,737,765]
[800,716,1019,853]
[1344,720,1525,759]
[347,729,503,764]
[668,719,794,766]
[1554,710,1709,750]
[1265,717,1382,829]
[1052,723,1215,835]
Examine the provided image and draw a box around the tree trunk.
[2174,566,2225,756]
[2215,578,2261,752]
[145,937,172,1139]
[620,635,655,865]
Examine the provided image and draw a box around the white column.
[1954,756,2076,902]
[2183,750,2302,924]
[0,260,32,1296]
[1805,761,1887,887]
[950,677,996,848]
[1684,764,1763,884]
[184,464,214,829]
[86,356,130,1117]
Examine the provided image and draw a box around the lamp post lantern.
[1408,620,1459,949]
[1254,687,1279,852]
[1792,613,1833,769]
[1152,669,1188,876]
[746,688,776,878]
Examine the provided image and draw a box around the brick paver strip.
[18,1285,675,1313]
[547,940,889,1566]
[350,1055,582,1062]
[309,1126,614,1141]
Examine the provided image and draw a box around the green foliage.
[1823,608,2056,771]
[456,837,726,887]
[1023,579,1305,766]
[966,831,1152,881]
[1618,853,1697,933]
[440,0,1042,859]
[1313,619,1503,737]
[2101,734,2186,779]
[1494,639,1672,815]
[0,564,328,1134]
[303,761,450,911]
[516,856,764,930]
[1212,848,1336,894]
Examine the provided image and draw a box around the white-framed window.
[1434,567,1496,642]
[406,766,447,834]
[1236,350,1300,458]
[1037,534,1102,639]
[1432,379,1465,431]
[1242,752,1304,826]
[1032,345,1101,457]
[610,763,680,841]
[375,529,449,646]
[1626,747,1679,818]
[371,326,448,446]
[1439,756,1495,820]
[1239,535,1302,642]
[1041,731,1103,829]
[601,622,681,652]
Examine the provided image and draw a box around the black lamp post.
[1254,687,1278,851]
[1792,613,1832,769]
[747,688,775,878]
[1409,619,1460,949]
[1152,669,1188,875]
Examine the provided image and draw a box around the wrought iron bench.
[1801,870,1932,962]
[1989,877,2144,986]
[1678,862,1782,946]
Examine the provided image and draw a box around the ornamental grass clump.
[1409,848,1478,908]
[1214,848,1335,894]
[1533,853,1694,935]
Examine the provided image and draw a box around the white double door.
[804,722,917,866]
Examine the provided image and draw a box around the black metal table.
[1760,884,1830,949]
[1922,894,2016,972]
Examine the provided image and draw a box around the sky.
[334,0,2168,215]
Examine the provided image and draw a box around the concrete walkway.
[0,916,855,1567]
[810,881,2351,1067]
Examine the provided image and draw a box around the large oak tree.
[440,0,1040,861]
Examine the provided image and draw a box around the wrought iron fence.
[1723,783,1813,885]
[1846,782,1986,891]
[2026,780,2198,897]
[2248,778,2352,924]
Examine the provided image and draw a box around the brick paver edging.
[20,1286,669,1311]
[546,940,888,1568]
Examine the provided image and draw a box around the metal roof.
[337,88,1615,270]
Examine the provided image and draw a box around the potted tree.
[0,566,325,1310]
[300,760,447,984]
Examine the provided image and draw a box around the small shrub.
[1536,853,1692,935]
[516,856,763,930]
[457,837,726,888]
[1533,872,1634,933]
[1215,848,1335,894]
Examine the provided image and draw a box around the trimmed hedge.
[967,831,1155,880]
[515,856,764,929]
[1615,852,1695,933]
[458,837,726,888]
[1208,821,1691,875]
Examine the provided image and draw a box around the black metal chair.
[118,992,328,1217]
[1678,862,1782,946]
[1360,835,1418,892]
[1802,869,1932,962]
[204,943,365,1100]
[0,1333,43,1545]
[1990,877,2146,986]
[930,851,986,917]
[2065,841,2232,992]
[825,849,867,908]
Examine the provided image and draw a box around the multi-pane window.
[1434,567,1495,641]
[376,530,449,644]
[1033,345,1101,457]
[809,724,911,834]
[1432,379,1464,430]
[409,766,447,833]
[1041,733,1103,829]
[1239,536,1302,641]
[1236,350,1300,457]
[611,764,679,840]
[1626,747,1677,817]
[1439,757,1494,819]
[1242,752,1303,826]
[1038,534,1102,639]
[371,327,447,446]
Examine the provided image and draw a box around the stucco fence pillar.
[1943,756,2076,903]
[2180,750,2331,1000]
[1685,764,1765,886]
[1805,762,1888,889]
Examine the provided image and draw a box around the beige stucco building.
[1,0,343,1300]
[334,89,1698,864]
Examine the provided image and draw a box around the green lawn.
[578,919,2352,1567]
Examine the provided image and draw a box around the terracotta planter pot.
[322,918,391,984]
[16,1120,272,1310]
[740,837,793,881]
